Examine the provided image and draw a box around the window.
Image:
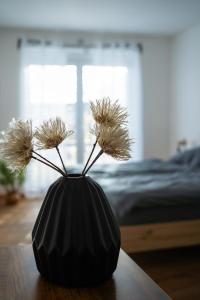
[24,65,77,165]
[24,64,128,161]
[82,65,128,163]
[21,44,143,193]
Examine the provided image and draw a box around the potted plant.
[0,160,25,205]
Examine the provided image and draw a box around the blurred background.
[0,1,200,299]
[0,0,200,193]
[0,0,199,191]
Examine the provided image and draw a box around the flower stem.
[83,149,104,175]
[82,138,98,175]
[56,146,67,175]
[31,156,66,177]
[32,150,63,174]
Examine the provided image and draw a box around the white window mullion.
[76,64,84,164]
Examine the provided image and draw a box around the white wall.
[0,30,21,130]
[141,37,171,159]
[170,24,200,153]
[0,28,171,159]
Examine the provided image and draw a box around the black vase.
[32,174,121,287]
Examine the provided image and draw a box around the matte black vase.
[32,174,121,287]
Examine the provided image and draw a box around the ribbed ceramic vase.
[32,174,121,287]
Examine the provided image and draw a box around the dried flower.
[34,117,73,149]
[93,124,132,160]
[90,98,128,127]
[0,119,33,170]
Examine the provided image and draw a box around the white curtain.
[89,44,144,160]
[20,40,143,195]
[20,43,77,195]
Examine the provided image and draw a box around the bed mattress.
[116,203,200,225]
[89,159,200,225]
[70,153,200,225]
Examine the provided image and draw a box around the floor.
[0,199,200,299]
[132,247,200,300]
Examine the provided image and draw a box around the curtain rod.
[17,38,143,53]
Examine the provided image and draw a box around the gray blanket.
[71,147,200,218]
[87,159,200,218]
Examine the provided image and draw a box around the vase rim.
[64,173,87,179]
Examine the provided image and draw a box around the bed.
[86,147,200,253]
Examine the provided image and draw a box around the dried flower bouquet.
[0,98,132,176]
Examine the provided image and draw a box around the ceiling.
[0,0,200,35]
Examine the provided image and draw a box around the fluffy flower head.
[90,97,128,127]
[93,124,132,160]
[34,117,73,149]
[0,119,33,170]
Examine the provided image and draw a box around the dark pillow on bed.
[170,147,200,168]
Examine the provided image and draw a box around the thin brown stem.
[56,146,67,175]
[32,150,63,174]
[31,156,66,177]
[82,138,98,175]
[83,149,104,175]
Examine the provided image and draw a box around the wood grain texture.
[0,245,171,300]
[132,246,200,300]
[0,199,41,245]
[120,219,200,253]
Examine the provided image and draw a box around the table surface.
[0,245,171,300]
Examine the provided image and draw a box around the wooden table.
[0,245,171,300]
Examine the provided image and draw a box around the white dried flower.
[0,119,33,170]
[90,97,128,127]
[34,117,73,149]
[93,125,132,160]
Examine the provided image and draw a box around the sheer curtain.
[20,40,143,195]
[20,43,77,195]
[90,44,143,160]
